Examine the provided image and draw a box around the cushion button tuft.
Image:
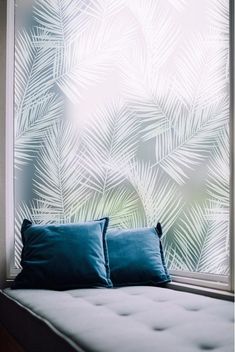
[185,307,200,312]
[153,327,166,331]
[199,344,216,350]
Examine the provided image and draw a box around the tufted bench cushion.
[0,286,234,352]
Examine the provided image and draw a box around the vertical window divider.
[5,0,15,280]
[229,0,234,294]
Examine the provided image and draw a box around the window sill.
[5,278,234,301]
[167,281,234,301]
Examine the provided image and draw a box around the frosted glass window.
[14,0,230,276]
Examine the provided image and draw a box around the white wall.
[0,0,7,288]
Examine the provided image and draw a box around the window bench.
[0,286,234,352]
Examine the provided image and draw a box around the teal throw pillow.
[107,223,171,286]
[12,218,112,290]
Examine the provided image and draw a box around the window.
[7,0,233,290]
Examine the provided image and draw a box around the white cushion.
[3,286,234,352]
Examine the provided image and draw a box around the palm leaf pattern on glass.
[15,28,62,167]
[15,0,230,275]
[169,202,229,274]
[33,121,90,222]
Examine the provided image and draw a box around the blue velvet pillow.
[12,218,112,290]
[106,223,171,286]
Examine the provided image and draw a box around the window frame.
[6,0,15,281]
[229,0,234,294]
[5,0,234,293]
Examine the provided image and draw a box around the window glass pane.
[14,0,230,276]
